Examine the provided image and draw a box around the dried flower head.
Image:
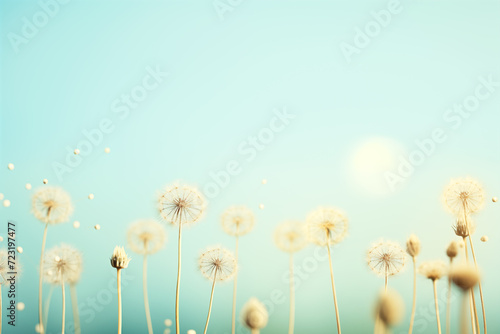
[110,246,131,270]
[199,247,237,281]
[158,184,205,225]
[452,217,475,238]
[43,244,82,284]
[32,187,73,224]
[0,249,22,285]
[274,221,308,253]
[449,264,480,291]
[418,260,448,281]
[240,298,268,330]
[443,178,485,215]
[127,219,166,255]
[406,234,421,258]
[375,289,405,327]
[367,240,406,277]
[306,207,348,246]
[221,206,255,237]
[446,241,460,259]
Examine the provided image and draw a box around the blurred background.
[1,0,499,333]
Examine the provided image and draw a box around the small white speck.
[104,147,111,154]
[73,221,80,229]
[7,163,14,170]
[88,194,95,200]
[17,302,25,311]
[480,235,488,242]
[262,179,267,184]
[164,319,172,327]
[35,323,43,333]
[94,224,101,230]
[25,183,32,190]
[164,330,171,334]
[3,200,11,207]
[0,236,3,242]
[187,330,196,334]
[43,179,48,184]
[493,197,498,203]
[54,256,61,262]
[17,247,23,253]
[74,149,80,155]
[259,203,264,210]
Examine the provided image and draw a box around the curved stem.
[326,232,341,334]
[117,269,122,334]
[409,256,417,334]
[463,237,477,334]
[203,272,217,334]
[143,254,153,334]
[43,285,55,332]
[433,280,442,334]
[39,223,48,333]
[231,235,239,334]
[289,253,295,334]
[70,284,81,334]
[175,222,183,334]
[61,279,66,334]
[446,258,453,334]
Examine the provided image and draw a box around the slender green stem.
[289,253,295,334]
[231,235,239,334]
[39,223,49,333]
[409,256,417,334]
[433,280,442,334]
[117,269,122,334]
[326,230,341,334]
[203,272,217,334]
[70,284,81,334]
[143,253,153,334]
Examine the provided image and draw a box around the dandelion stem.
[289,253,295,334]
[463,239,477,334]
[39,223,48,333]
[175,220,182,334]
[117,268,122,334]
[461,292,469,334]
[70,284,81,334]
[433,279,442,334]
[61,279,66,334]
[326,231,341,334]
[446,258,453,334]
[203,272,217,334]
[231,235,239,334]
[142,253,153,334]
[408,256,417,334]
[43,285,55,332]
[0,285,2,333]
[384,264,388,292]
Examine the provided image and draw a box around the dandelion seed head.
[443,178,485,215]
[406,234,421,258]
[221,206,255,237]
[127,219,166,255]
[375,289,404,327]
[452,217,475,238]
[419,260,447,280]
[43,244,82,284]
[199,247,236,281]
[274,221,308,253]
[367,240,406,277]
[449,264,480,291]
[240,298,268,330]
[110,246,131,270]
[306,207,348,246]
[158,183,205,225]
[32,187,73,224]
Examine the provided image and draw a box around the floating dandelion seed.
[74,149,80,155]
[221,206,254,334]
[158,183,205,334]
[7,163,14,170]
[164,319,172,327]
[274,221,307,334]
[259,203,264,210]
[187,330,196,334]
[0,236,3,242]
[406,234,421,334]
[88,194,94,200]
[261,179,267,185]
[17,247,23,253]
[17,302,25,311]
[0,193,3,200]
[375,289,404,333]
[104,147,110,153]
[110,246,131,334]
[26,183,32,190]
[127,220,166,334]
[199,247,236,334]
[480,236,488,242]
[241,298,268,334]
[94,224,101,230]
[73,221,80,229]
[2,200,10,208]
[367,240,406,290]
[164,330,171,334]
[443,178,485,215]
[492,197,498,203]
[43,179,48,184]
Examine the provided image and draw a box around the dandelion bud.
[110,246,131,269]
[406,234,421,258]
[446,241,459,259]
[375,289,404,327]
[449,264,480,291]
[240,298,268,331]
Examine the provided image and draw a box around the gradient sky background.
[1,0,500,333]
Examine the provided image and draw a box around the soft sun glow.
[348,137,406,196]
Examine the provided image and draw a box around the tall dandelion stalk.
[307,207,348,334]
[43,244,82,334]
[199,247,237,334]
[221,206,255,334]
[159,183,205,334]
[374,289,404,334]
[444,177,487,334]
[241,298,269,334]
[406,234,421,334]
[127,219,167,334]
[32,187,73,332]
[449,265,480,334]
[110,246,131,334]
[419,260,448,334]
[445,241,459,334]
[274,221,308,334]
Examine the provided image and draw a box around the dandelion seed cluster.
[221,206,255,237]
[32,187,73,224]
[158,184,205,225]
[367,240,406,277]
[307,207,348,246]
[199,247,237,281]
[127,219,166,255]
